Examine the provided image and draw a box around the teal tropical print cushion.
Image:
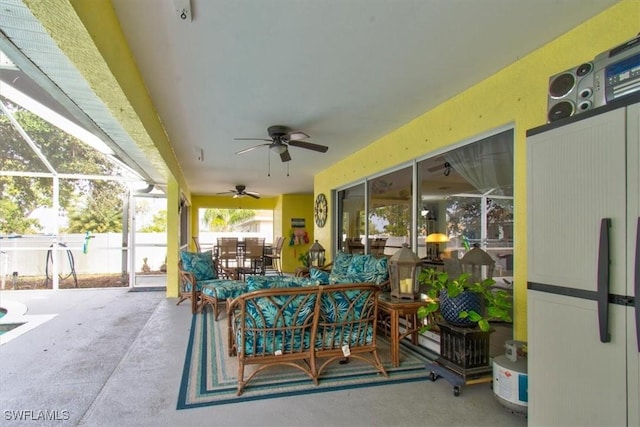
[346,254,373,275]
[180,250,217,281]
[331,251,353,275]
[364,255,389,284]
[246,276,319,291]
[235,293,317,356]
[316,288,375,348]
[309,268,330,284]
[201,280,248,300]
[328,272,368,284]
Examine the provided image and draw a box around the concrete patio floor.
[0,287,527,427]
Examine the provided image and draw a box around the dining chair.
[239,237,265,279]
[345,237,365,254]
[192,236,202,252]
[369,237,387,257]
[217,237,240,279]
[264,236,285,275]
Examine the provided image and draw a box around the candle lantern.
[308,240,326,268]
[388,243,421,300]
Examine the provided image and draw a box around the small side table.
[377,293,431,367]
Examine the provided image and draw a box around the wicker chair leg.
[237,362,246,396]
[212,298,220,320]
[191,295,198,314]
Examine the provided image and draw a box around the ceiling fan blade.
[246,192,260,199]
[280,149,292,162]
[235,143,270,155]
[287,140,328,153]
[215,190,235,195]
[287,131,309,141]
[234,137,271,142]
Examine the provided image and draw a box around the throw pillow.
[309,268,330,284]
[331,251,353,275]
[179,250,217,281]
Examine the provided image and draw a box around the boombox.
[547,62,595,122]
[547,34,640,122]
[593,34,640,108]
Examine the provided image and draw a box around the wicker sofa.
[227,277,388,395]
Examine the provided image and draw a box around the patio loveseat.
[227,278,388,395]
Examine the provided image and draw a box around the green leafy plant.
[298,251,311,268]
[417,268,512,332]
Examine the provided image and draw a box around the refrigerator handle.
[635,217,639,352]
[597,218,611,343]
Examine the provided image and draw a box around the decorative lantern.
[388,243,421,300]
[308,240,326,268]
[460,245,495,283]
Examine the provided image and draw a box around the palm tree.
[203,208,255,231]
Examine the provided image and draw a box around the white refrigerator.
[526,99,639,426]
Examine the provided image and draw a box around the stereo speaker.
[547,62,595,123]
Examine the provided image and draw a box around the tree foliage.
[0,101,126,234]
[203,209,255,231]
[139,209,167,233]
[446,197,513,240]
[371,204,410,237]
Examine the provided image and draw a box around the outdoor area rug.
[177,306,435,409]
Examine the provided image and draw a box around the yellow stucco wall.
[279,194,315,273]
[314,0,639,341]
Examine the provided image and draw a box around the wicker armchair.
[178,255,247,318]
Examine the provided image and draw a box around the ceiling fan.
[216,185,260,199]
[234,125,328,162]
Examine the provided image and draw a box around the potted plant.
[417,268,512,332]
[298,251,311,268]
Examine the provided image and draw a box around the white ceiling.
[4,0,622,198]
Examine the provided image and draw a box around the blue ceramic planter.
[439,289,483,328]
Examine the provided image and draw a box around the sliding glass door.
[335,128,513,279]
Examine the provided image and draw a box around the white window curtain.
[444,130,514,195]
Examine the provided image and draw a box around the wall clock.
[314,193,328,227]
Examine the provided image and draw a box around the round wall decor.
[314,193,328,227]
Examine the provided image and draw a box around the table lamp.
[426,233,449,260]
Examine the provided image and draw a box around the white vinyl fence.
[0,233,168,283]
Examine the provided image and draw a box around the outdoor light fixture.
[426,232,449,260]
[388,244,421,300]
[271,144,288,154]
[308,240,326,268]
